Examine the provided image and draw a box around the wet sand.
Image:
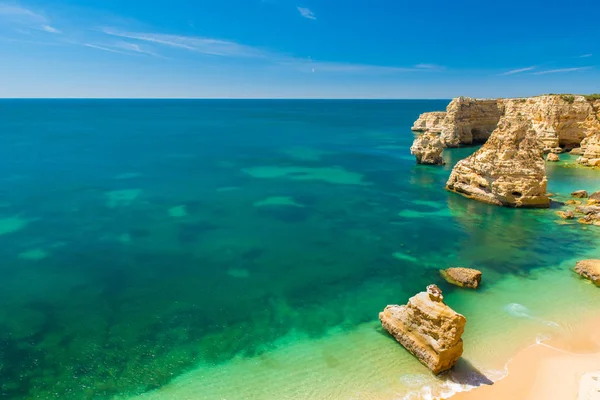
[452,318,600,400]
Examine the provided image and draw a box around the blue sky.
[0,0,598,98]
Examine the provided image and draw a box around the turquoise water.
[1,100,599,399]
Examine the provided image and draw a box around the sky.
[0,0,598,98]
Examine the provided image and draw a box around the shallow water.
[0,100,599,399]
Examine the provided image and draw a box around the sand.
[452,318,600,400]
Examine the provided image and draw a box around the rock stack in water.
[379,285,466,374]
[446,116,550,208]
[410,132,445,165]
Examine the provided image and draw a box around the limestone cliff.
[410,132,445,165]
[411,111,446,134]
[578,133,600,167]
[446,116,550,208]
[379,285,466,374]
[410,95,600,153]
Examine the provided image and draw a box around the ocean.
[1,99,599,399]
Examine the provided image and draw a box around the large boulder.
[446,116,550,208]
[440,267,482,289]
[410,133,445,165]
[575,260,600,286]
[379,285,466,374]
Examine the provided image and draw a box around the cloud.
[579,54,592,58]
[499,66,536,76]
[83,41,163,58]
[533,67,592,75]
[0,3,62,34]
[297,7,316,20]
[41,24,61,34]
[101,28,267,58]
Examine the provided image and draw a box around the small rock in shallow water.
[547,153,560,162]
[379,285,466,374]
[440,267,482,289]
[556,211,575,220]
[575,260,600,286]
[590,191,600,202]
[571,190,589,198]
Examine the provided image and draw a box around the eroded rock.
[410,133,445,165]
[440,268,482,289]
[411,112,447,133]
[572,190,589,198]
[575,260,600,286]
[547,153,560,162]
[446,116,550,208]
[578,133,600,167]
[379,285,466,374]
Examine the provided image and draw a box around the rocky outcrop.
[572,190,589,198]
[410,133,445,165]
[446,116,550,208]
[441,268,482,289]
[575,260,600,286]
[578,133,600,167]
[379,285,466,374]
[411,95,600,153]
[412,112,447,133]
[547,153,560,162]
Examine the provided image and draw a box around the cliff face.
[410,95,600,154]
[411,111,446,133]
[446,116,550,208]
[379,285,466,374]
[411,97,502,147]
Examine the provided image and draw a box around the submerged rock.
[440,267,482,289]
[379,285,466,374]
[546,153,560,162]
[446,116,550,208]
[410,133,445,165]
[575,260,600,286]
[556,210,575,220]
[572,190,589,198]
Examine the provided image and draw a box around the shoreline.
[450,317,600,400]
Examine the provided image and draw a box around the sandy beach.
[452,318,600,400]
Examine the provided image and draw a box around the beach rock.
[572,190,589,198]
[547,153,560,162]
[379,285,466,374]
[446,116,550,208]
[574,260,600,286]
[556,211,575,220]
[411,111,447,133]
[410,133,445,165]
[440,267,482,289]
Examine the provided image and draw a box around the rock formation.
[577,133,600,167]
[440,268,482,289]
[572,190,589,198]
[547,153,560,162]
[575,260,600,286]
[446,116,550,208]
[411,97,502,147]
[411,112,446,133]
[410,132,445,165]
[379,285,466,374]
[411,95,600,154]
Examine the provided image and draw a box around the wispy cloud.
[41,24,61,34]
[0,3,60,34]
[84,43,129,55]
[297,6,316,20]
[499,66,536,76]
[579,53,593,58]
[101,29,266,58]
[83,41,163,58]
[533,67,593,75]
